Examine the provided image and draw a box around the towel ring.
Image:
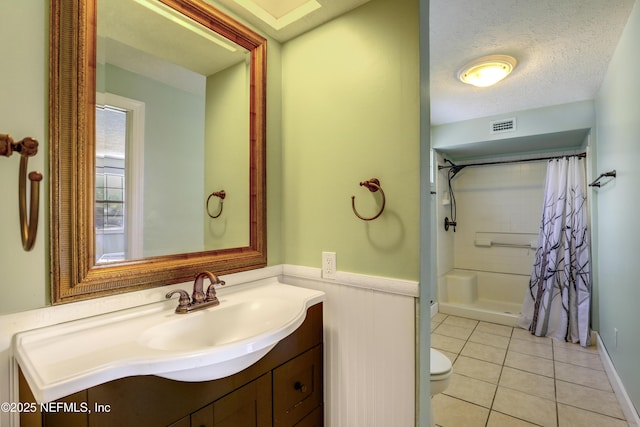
[206,190,226,218]
[351,178,385,221]
[1,134,42,251]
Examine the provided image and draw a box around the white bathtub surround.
[1,265,417,427]
[438,269,526,326]
[436,160,547,329]
[444,269,477,303]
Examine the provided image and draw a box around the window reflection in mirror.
[95,104,127,262]
[95,94,145,263]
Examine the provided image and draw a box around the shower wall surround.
[435,157,576,326]
[451,161,546,275]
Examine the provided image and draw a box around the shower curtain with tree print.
[518,156,591,346]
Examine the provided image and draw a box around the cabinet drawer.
[273,345,322,427]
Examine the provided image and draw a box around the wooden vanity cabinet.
[182,373,272,427]
[273,345,322,427]
[19,303,323,427]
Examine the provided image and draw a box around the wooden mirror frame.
[50,0,267,304]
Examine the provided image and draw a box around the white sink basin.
[140,297,290,352]
[14,278,325,403]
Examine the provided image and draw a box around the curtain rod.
[437,152,586,170]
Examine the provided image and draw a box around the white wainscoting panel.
[283,266,417,427]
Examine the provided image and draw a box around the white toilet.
[430,348,453,395]
[430,348,453,426]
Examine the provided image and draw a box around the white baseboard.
[596,332,640,427]
[430,302,439,318]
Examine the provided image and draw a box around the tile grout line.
[483,325,512,427]
[434,314,631,427]
[437,314,506,426]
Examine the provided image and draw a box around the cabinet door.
[168,415,191,427]
[212,373,272,427]
[294,406,323,427]
[191,404,213,427]
[273,345,323,427]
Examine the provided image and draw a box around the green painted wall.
[265,39,284,267]
[280,0,420,280]
[594,0,640,412]
[204,61,250,250]
[0,0,420,313]
[0,1,282,314]
[0,1,49,313]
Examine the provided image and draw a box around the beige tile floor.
[431,312,629,427]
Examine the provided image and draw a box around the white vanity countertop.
[13,278,325,403]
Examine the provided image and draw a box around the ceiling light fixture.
[458,55,517,87]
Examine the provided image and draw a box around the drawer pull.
[294,381,308,393]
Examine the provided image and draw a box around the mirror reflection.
[51,0,266,304]
[96,0,250,263]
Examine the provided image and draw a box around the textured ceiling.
[429,0,636,126]
[101,0,636,130]
[223,0,635,127]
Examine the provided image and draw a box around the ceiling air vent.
[490,117,516,134]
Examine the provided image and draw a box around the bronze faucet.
[166,271,226,314]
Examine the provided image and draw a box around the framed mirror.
[50,0,267,303]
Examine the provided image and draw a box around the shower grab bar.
[475,240,537,249]
[475,233,537,250]
[491,242,536,249]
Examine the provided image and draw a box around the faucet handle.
[166,289,191,314]
[205,280,225,304]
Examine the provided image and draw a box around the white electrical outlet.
[322,252,337,279]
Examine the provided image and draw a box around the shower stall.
[439,262,531,326]
[433,151,573,326]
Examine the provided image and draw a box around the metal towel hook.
[206,190,226,218]
[1,134,42,251]
[351,178,385,221]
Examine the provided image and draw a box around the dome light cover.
[458,55,517,87]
